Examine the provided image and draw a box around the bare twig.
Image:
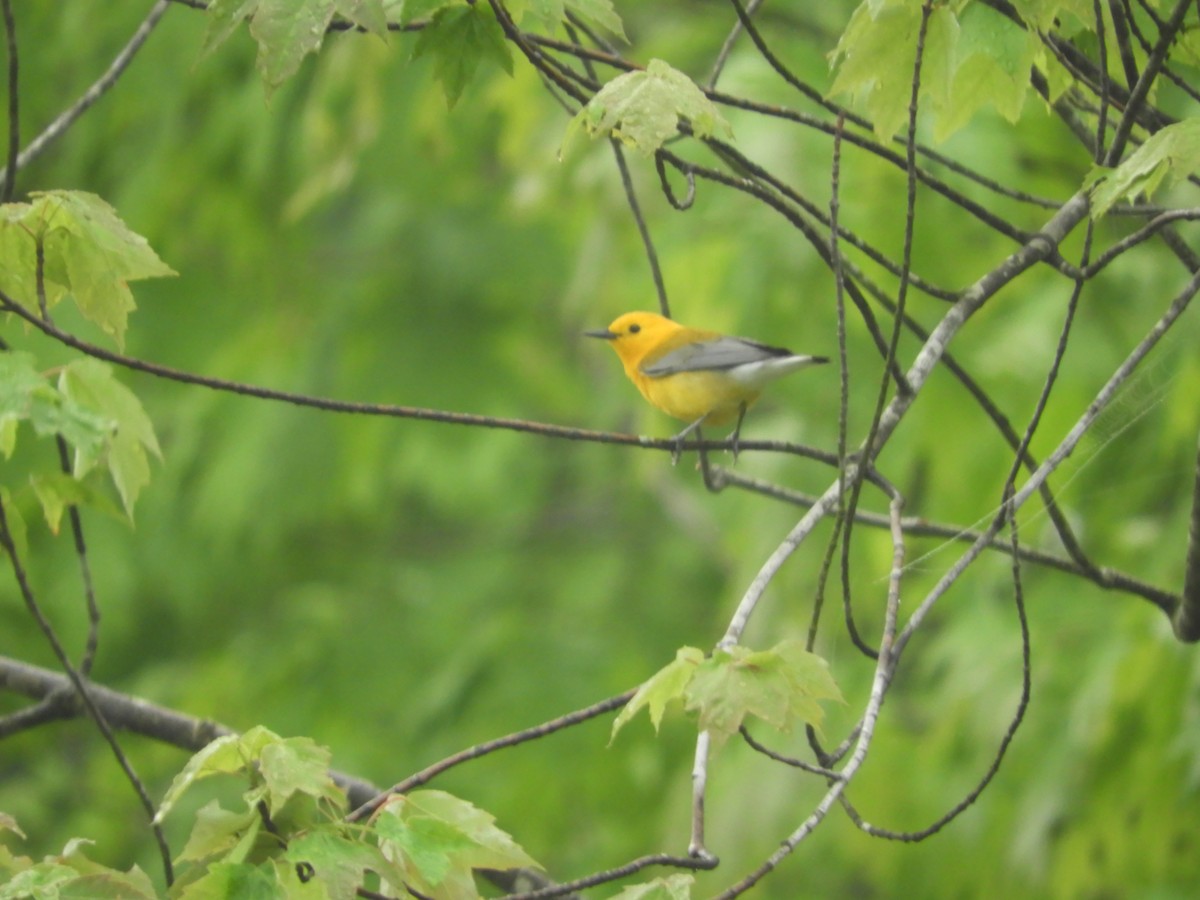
[0,502,175,884]
[0,0,169,194]
[347,691,634,822]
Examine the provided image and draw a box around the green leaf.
[156,734,251,825]
[830,2,959,143]
[0,487,27,564]
[179,802,260,863]
[507,0,560,31]
[156,727,285,825]
[829,2,921,142]
[175,861,282,900]
[49,841,158,900]
[29,470,119,535]
[509,0,623,36]
[608,874,695,900]
[938,3,1037,140]
[0,201,64,315]
[0,813,24,839]
[564,59,732,156]
[400,0,461,25]
[373,813,476,889]
[59,359,161,520]
[375,790,539,897]
[413,4,514,107]
[1088,119,1200,217]
[58,871,158,900]
[157,727,344,848]
[259,736,337,817]
[38,191,175,348]
[286,829,384,900]
[1009,0,1093,32]
[0,862,77,899]
[565,0,625,39]
[0,353,115,464]
[249,0,337,92]
[332,0,389,37]
[610,646,703,742]
[201,0,261,57]
[0,192,173,348]
[684,640,841,748]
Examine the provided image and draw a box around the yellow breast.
[631,369,761,426]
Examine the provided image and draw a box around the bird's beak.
[584,328,617,340]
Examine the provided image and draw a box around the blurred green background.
[3,2,1200,897]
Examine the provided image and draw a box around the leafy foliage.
[0,354,113,465]
[0,353,156,526]
[202,0,389,92]
[60,359,161,519]
[0,191,175,348]
[612,641,842,748]
[375,791,541,898]
[413,4,514,107]
[0,818,157,900]
[7,0,1200,898]
[154,729,539,899]
[510,0,625,37]
[829,0,1060,141]
[1088,119,1200,216]
[564,59,732,156]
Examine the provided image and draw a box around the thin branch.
[1102,0,1192,166]
[707,0,765,89]
[35,237,102,674]
[740,727,841,778]
[0,502,174,884]
[502,852,718,900]
[722,194,1091,649]
[687,729,713,858]
[896,265,1200,656]
[0,0,170,195]
[840,483,1033,843]
[1084,210,1200,277]
[1107,0,1141,91]
[1176,434,1200,640]
[561,19,669,317]
[838,0,934,660]
[612,139,669,317]
[347,691,634,823]
[723,466,1175,612]
[712,490,907,898]
[0,654,388,809]
[0,288,836,463]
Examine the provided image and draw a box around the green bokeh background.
[3,2,1200,897]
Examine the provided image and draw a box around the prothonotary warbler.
[586,311,829,462]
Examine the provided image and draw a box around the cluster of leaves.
[830,0,1200,213]
[7,0,1200,895]
[0,192,166,526]
[612,640,843,749]
[204,0,621,103]
[1,728,540,899]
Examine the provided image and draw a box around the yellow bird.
[586,311,828,461]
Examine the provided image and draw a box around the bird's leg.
[728,402,748,462]
[670,415,707,466]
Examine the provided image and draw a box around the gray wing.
[641,336,793,377]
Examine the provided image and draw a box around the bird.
[586,311,828,463]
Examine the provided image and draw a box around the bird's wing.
[641,336,792,377]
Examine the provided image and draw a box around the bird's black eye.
[628,323,641,334]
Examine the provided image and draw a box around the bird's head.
[585,311,680,370]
